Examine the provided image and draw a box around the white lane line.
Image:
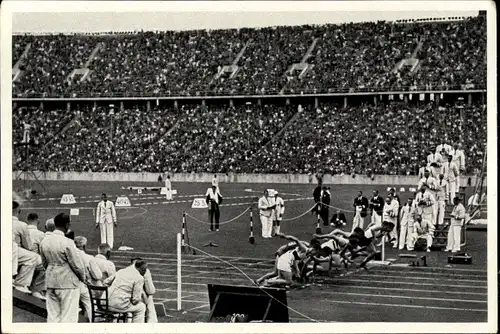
[309,291,486,303]
[22,206,141,210]
[186,304,210,311]
[353,273,487,283]
[322,299,487,312]
[334,278,487,289]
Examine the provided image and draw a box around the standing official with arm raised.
[206,185,223,232]
[96,194,117,249]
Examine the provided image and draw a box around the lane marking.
[322,299,487,312]
[333,278,488,289]
[186,304,210,311]
[353,273,487,284]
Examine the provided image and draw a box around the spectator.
[131,257,157,323]
[74,236,103,322]
[103,259,148,323]
[39,213,86,323]
[25,213,47,300]
[12,201,40,295]
[93,243,116,284]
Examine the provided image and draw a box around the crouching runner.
[255,233,320,289]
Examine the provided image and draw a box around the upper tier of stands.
[12,16,486,97]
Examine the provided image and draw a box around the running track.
[104,250,488,323]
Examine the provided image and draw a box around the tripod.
[14,142,47,196]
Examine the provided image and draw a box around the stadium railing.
[12,87,487,101]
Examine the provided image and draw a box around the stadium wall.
[12,171,477,186]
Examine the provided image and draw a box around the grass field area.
[12,180,489,322]
[14,180,485,266]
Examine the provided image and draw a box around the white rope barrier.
[280,204,318,221]
[185,206,251,226]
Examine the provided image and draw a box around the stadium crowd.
[12,16,485,97]
[13,101,486,175]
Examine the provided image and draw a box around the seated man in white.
[103,259,147,323]
[131,257,157,323]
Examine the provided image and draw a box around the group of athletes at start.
[253,221,395,289]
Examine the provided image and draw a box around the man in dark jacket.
[320,186,331,226]
[353,191,369,229]
[206,186,223,231]
[369,190,385,227]
[330,209,347,227]
[312,180,322,215]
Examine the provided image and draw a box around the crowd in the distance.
[12,16,486,97]
[12,200,157,323]
[246,102,485,175]
[13,101,486,175]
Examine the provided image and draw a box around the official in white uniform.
[382,196,399,248]
[75,236,103,322]
[103,259,147,323]
[443,154,460,201]
[165,175,173,200]
[399,198,417,250]
[427,150,443,178]
[95,194,117,249]
[272,192,285,236]
[258,190,276,238]
[436,142,452,156]
[212,174,219,188]
[418,169,438,225]
[40,213,86,323]
[446,197,466,252]
[435,173,449,226]
[452,143,466,188]
[415,184,436,235]
[12,201,40,295]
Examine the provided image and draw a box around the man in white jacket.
[399,198,417,250]
[272,191,285,236]
[382,196,399,248]
[435,173,449,226]
[415,184,436,235]
[258,190,276,239]
[96,194,117,249]
[443,154,460,202]
[418,169,438,225]
[446,196,466,253]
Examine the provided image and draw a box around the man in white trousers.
[75,236,103,322]
[258,190,276,239]
[96,194,117,249]
[272,191,285,236]
[452,143,466,189]
[399,198,417,250]
[40,213,86,323]
[415,184,436,236]
[382,196,399,248]
[446,197,466,253]
[435,173,449,226]
[418,169,438,225]
[212,174,219,188]
[444,153,460,202]
[165,175,173,200]
[12,201,40,294]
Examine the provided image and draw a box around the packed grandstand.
[12,14,487,175]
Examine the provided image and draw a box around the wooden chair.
[86,284,131,323]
